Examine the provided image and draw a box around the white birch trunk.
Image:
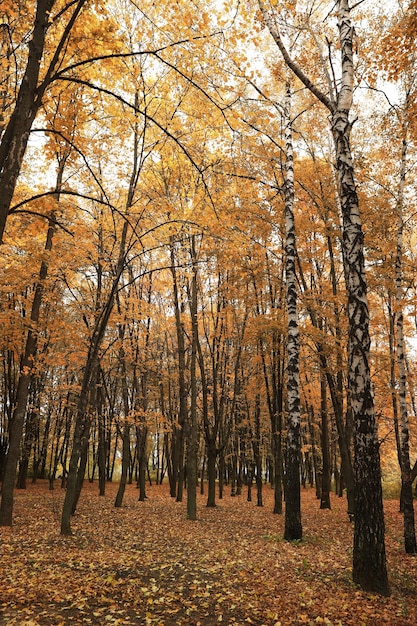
[283,82,302,541]
[258,0,389,593]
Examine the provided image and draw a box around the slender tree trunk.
[60,359,96,535]
[282,83,302,541]
[33,402,51,483]
[273,426,283,514]
[108,425,118,482]
[114,313,133,506]
[97,406,107,497]
[395,136,417,554]
[48,405,66,490]
[273,336,284,515]
[230,454,237,497]
[327,232,355,517]
[320,373,331,510]
[187,237,199,520]
[303,385,320,499]
[166,433,176,497]
[60,405,72,488]
[137,430,148,502]
[388,300,402,477]
[176,437,185,503]
[247,466,253,502]
[200,453,205,495]
[16,396,38,489]
[206,445,217,508]
[170,240,188,503]
[72,438,89,514]
[218,452,225,500]
[115,422,131,508]
[253,394,263,507]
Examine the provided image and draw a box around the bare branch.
[257,0,335,113]
[53,76,220,219]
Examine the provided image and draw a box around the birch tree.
[282,82,302,540]
[258,0,389,593]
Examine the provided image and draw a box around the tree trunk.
[282,83,302,541]
[187,237,199,520]
[33,402,51,483]
[253,394,263,507]
[273,428,283,514]
[170,240,188,504]
[72,439,89,514]
[115,422,130,508]
[218,452,225,500]
[332,111,389,593]
[97,410,107,497]
[16,396,38,489]
[395,136,417,554]
[137,430,148,502]
[60,363,95,535]
[206,445,217,508]
[320,374,331,510]
[331,103,388,596]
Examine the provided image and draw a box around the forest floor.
[0,481,416,626]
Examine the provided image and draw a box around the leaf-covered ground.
[0,481,416,625]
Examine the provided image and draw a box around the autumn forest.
[1,0,417,622]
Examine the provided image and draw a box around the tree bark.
[186,236,199,520]
[97,385,107,497]
[206,445,217,508]
[137,428,148,502]
[332,103,389,597]
[253,395,263,507]
[320,373,331,510]
[169,240,188,503]
[115,422,131,508]
[282,83,302,541]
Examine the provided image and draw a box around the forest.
[1,0,417,619]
